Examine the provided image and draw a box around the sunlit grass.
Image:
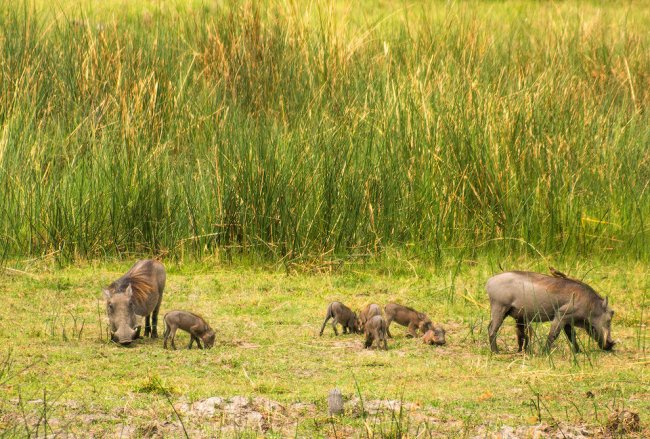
[0,258,647,436]
[0,0,648,265]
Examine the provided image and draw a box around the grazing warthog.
[103,259,166,346]
[357,303,382,332]
[486,270,616,353]
[163,311,216,349]
[384,303,433,338]
[364,315,388,350]
[422,325,447,346]
[319,302,360,336]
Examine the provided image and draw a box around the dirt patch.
[607,409,641,434]
[176,395,317,435]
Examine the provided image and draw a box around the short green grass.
[0,258,647,436]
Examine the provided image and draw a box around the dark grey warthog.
[384,303,433,338]
[103,259,166,346]
[357,303,382,332]
[422,325,446,346]
[486,271,615,353]
[163,311,216,349]
[364,315,388,350]
[319,302,360,336]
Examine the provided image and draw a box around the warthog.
[103,259,166,346]
[384,303,433,338]
[422,325,447,346]
[364,315,388,350]
[357,303,382,332]
[486,270,615,353]
[319,302,360,336]
[163,311,216,349]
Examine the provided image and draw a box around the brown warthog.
[364,315,388,350]
[319,302,360,336]
[163,311,216,349]
[384,303,433,338]
[103,259,166,346]
[422,325,447,346]
[357,303,382,332]
[486,270,615,353]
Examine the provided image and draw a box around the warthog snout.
[111,327,137,346]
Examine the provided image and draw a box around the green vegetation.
[0,1,648,437]
[0,259,647,436]
[1,0,649,263]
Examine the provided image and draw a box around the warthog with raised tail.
[319,302,360,336]
[103,259,166,346]
[486,270,615,353]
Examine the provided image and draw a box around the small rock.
[328,389,344,416]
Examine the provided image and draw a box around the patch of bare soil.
[176,395,317,435]
[473,415,644,439]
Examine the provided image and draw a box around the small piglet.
[319,301,360,336]
[163,311,216,350]
[422,325,446,346]
[364,315,388,350]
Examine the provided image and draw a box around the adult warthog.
[486,270,615,353]
[103,259,166,346]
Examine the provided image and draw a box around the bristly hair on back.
[108,263,155,307]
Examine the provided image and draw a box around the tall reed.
[0,1,648,263]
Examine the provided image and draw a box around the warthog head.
[103,284,140,346]
[419,317,433,334]
[589,297,615,351]
[423,325,446,346]
[202,329,217,349]
[355,315,365,333]
[352,314,363,334]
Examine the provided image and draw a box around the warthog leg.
[563,324,580,353]
[164,326,178,350]
[364,333,374,349]
[188,326,204,349]
[516,321,532,352]
[545,317,567,351]
[331,318,339,336]
[151,304,161,339]
[488,304,508,353]
[188,335,203,349]
[406,322,418,338]
[144,315,151,337]
[385,316,394,338]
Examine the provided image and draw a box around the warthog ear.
[603,297,608,309]
[102,289,111,300]
[125,284,133,299]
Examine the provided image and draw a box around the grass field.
[0,258,647,437]
[1,0,649,437]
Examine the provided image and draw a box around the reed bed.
[1,0,648,263]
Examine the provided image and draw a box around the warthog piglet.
[319,301,360,336]
[163,311,216,350]
[364,315,388,350]
[384,303,433,338]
